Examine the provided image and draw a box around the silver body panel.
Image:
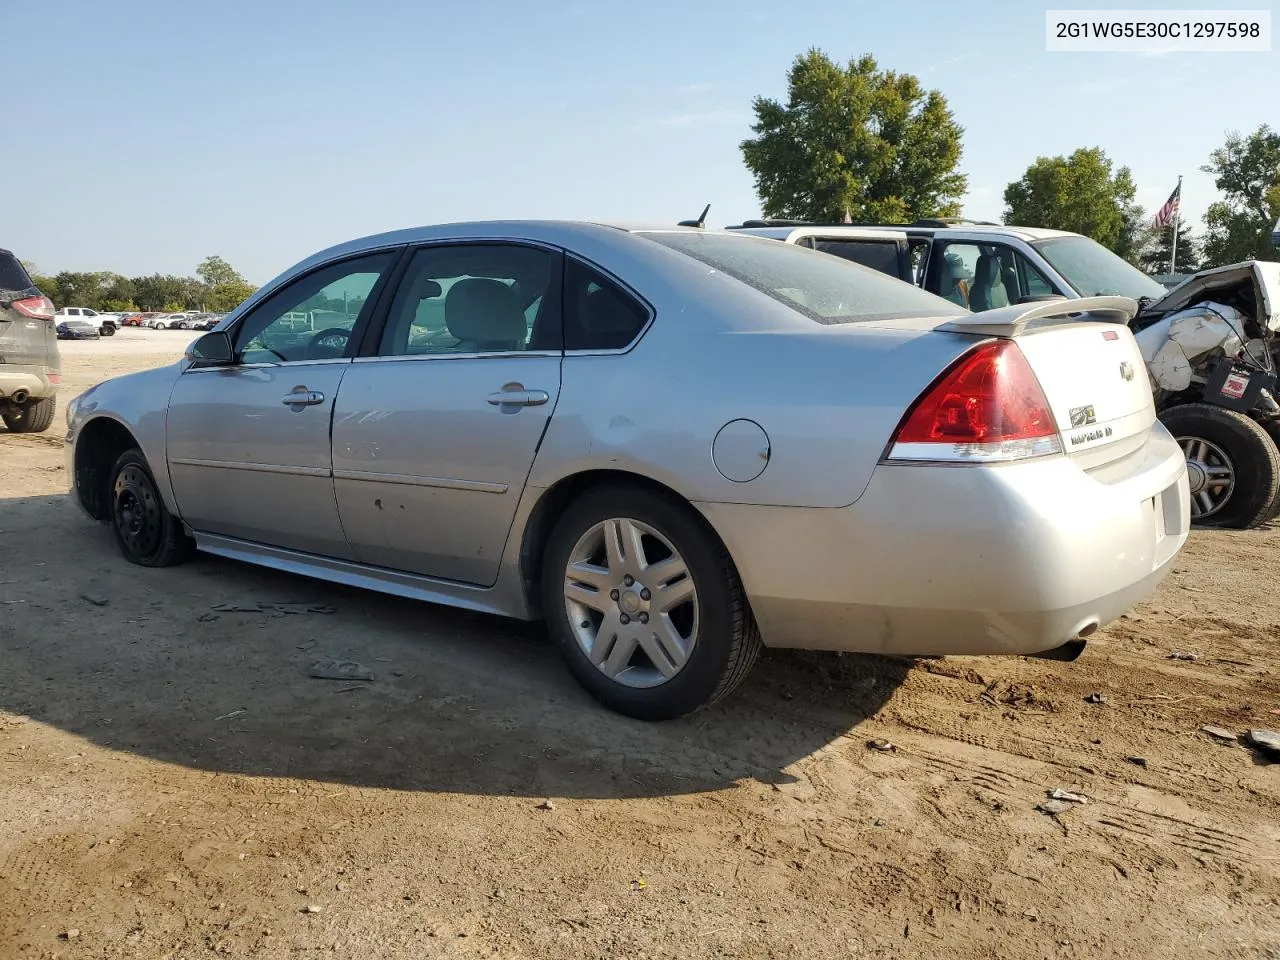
[66,221,1190,656]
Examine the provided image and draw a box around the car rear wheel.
[101,324,116,337]
[541,484,762,720]
[1162,403,1280,529]
[109,449,193,567]
[1,396,56,433]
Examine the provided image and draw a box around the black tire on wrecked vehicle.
[1,396,56,433]
[1161,402,1280,529]
[108,448,193,567]
[540,483,762,721]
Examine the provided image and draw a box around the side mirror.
[186,331,234,366]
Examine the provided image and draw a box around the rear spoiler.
[937,295,1139,337]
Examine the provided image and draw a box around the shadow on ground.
[0,493,908,799]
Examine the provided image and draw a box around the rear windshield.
[641,231,964,324]
[0,251,33,294]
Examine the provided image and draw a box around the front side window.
[377,243,557,357]
[643,231,962,324]
[233,252,396,363]
[931,242,1063,312]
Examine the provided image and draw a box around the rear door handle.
[282,390,325,406]
[487,388,549,407]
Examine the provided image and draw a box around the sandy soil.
[1,331,1278,959]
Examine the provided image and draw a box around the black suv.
[0,250,60,433]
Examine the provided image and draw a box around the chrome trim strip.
[191,532,515,617]
[352,350,561,364]
[184,357,353,373]
[333,469,507,494]
[170,458,331,478]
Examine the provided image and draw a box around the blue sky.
[8,0,1276,283]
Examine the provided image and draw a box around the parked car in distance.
[57,319,100,340]
[55,306,117,336]
[148,313,189,329]
[66,221,1191,720]
[0,248,60,433]
[119,312,147,326]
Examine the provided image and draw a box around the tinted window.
[378,243,557,357]
[0,253,32,293]
[811,239,902,278]
[233,252,395,363]
[644,231,963,324]
[564,259,649,350]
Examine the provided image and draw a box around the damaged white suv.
[731,219,1280,529]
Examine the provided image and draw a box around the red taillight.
[12,295,55,321]
[887,339,1062,463]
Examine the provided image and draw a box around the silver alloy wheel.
[563,517,699,689]
[1180,435,1235,518]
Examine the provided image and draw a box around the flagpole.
[1169,175,1182,275]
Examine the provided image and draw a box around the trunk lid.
[939,296,1157,470]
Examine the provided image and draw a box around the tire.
[541,484,762,721]
[101,324,116,337]
[108,449,192,567]
[2,396,56,433]
[1162,403,1280,529]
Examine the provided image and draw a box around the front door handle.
[487,388,550,408]
[282,389,325,406]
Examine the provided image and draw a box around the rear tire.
[541,484,762,721]
[1162,403,1280,529]
[101,324,116,337]
[2,396,56,433]
[108,449,193,567]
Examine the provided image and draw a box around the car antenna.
[677,203,711,228]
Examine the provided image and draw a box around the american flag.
[1153,182,1181,229]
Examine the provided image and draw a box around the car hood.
[1146,260,1280,333]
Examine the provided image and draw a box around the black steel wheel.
[109,449,192,566]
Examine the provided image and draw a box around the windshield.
[1034,235,1166,300]
[642,231,965,324]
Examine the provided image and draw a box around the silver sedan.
[65,222,1191,720]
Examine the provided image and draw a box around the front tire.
[541,484,762,721]
[2,396,56,433]
[101,324,116,337]
[109,449,192,566]
[1162,403,1280,529]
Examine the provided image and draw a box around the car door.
[165,250,400,558]
[330,241,563,586]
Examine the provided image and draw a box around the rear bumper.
[0,365,57,400]
[698,425,1190,657]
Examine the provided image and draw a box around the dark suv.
[0,249,60,433]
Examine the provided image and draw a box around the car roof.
[728,221,1077,242]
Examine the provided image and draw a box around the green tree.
[29,274,61,305]
[205,280,257,312]
[1140,220,1201,275]
[101,298,140,313]
[131,274,189,311]
[1200,125,1280,266]
[196,255,243,287]
[740,50,967,223]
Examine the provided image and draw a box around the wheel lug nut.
[639,613,649,624]
[610,589,620,601]
[639,588,650,601]
[580,620,591,629]
[623,575,634,586]
[620,613,630,625]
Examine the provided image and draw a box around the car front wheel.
[541,484,761,721]
[1163,403,1280,529]
[109,449,193,566]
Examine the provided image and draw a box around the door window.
[930,241,1061,312]
[377,243,558,356]
[810,238,902,279]
[232,252,396,363]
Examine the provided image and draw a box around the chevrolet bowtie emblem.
[1119,361,1135,381]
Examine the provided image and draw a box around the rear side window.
[0,252,32,293]
[643,231,964,325]
[811,239,902,278]
[564,259,649,350]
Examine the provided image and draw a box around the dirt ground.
[1,330,1278,959]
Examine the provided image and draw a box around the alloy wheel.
[1180,435,1235,519]
[563,517,699,688]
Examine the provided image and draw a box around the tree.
[131,274,190,311]
[1003,148,1146,259]
[740,50,967,223]
[205,280,257,312]
[29,273,61,305]
[1140,220,1201,274]
[1200,125,1280,266]
[196,255,243,287]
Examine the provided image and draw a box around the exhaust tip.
[1029,637,1089,662]
[10,389,29,404]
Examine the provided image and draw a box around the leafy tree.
[196,255,243,287]
[1140,220,1201,274]
[29,274,61,305]
[741,50,967,223]
[205,280,257,312]
[162,300,186,313]
[1003,148,1146,260]
[101,298,140,313]
[131,274,190,311]
[1200,125,1280,266]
